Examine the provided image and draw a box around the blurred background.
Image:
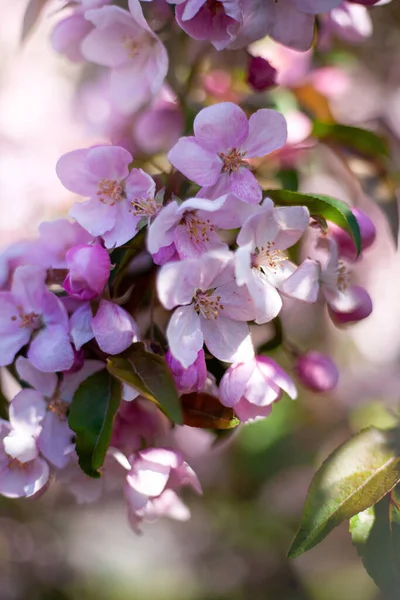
[1,0,400,598]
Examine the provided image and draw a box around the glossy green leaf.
[350,494,400,599]
[107,342,182,424]
[265,188,361,256]
[288,427,400,559]
[312,121,389,160]
[68,369,122,478]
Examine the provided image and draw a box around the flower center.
[121,35,140,59]
[252,242,286,273]
[218,148,247,174]
[11,305,42,330]
[182,212,215,243]
[47,395,69,421]
[336,262,350,292]
[207,0,224,16]
[7,457,29,470]
[130,196,159,217]
[193,290,224,320]
[97,179,124,205]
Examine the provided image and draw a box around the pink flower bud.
[247,56,277,92]
[63,244,111,300]
[347,0,380,5]
[329,208,376,262]
[166,349,207,395]
[219,356,297,423]
[328,285,373,326]
[296,352,339,392]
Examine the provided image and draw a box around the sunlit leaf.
[181,392,240,430]
[288,427,400,559]
[107,342,182,424]
[266,188,361,256]
[350,493,400,598]
[312,121,389,160]
[68,370,122,478]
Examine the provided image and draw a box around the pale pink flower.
[318,2,373,49]
[147,195,228,262]
[166,348,207,395]
[0,266,74,372]
[296,351,339,392]
[113,447,201,532]
[235,200,310,324]
[56,145,157,248]
[157,250,256,367]
[63,244,111,300]
[70,299,139,355]
[81,1,168,114]
[29,220,94,270]
[14,358,104,469]
[281,239,373,325]
[168,103,287,204]
[170,0,243,50]
[0,401,49,499]
[219,356,297,422]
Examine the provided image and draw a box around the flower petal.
[201,316,254,363]
[193,102,249,153]
[168,137,222,187]
[166,305,203,369]
[241,109,287,158]
[28,325,74,373]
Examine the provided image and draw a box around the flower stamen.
[194,290,223,320]
[252,241,286,273]
[218,148,247,173]
[97,179,124,205]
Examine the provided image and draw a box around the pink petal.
[139,447,182,468]
[70,303,94,350]
[16,356,57,397]
[59,360,106,402]
[0,457,49,498]
[127,459,171,496]
[293,0,342,14]
[193,102,249,153]
[229,169,262,204]
[201,316,254,363]
[69,197,117,237]
[11,265,46,313]
[38,413,74,469]
[257,356,297,400]
[281,259,320,303]
[101,200,142,249]
[28,325,74,373]
[242,109,287,158]
[219,360,256,407]
[273,206,310,250]
[91,300,138,355]
[147,201,180,255]
[83,145,132,182]
[3,429,38,463]
[237,204,278,249]
[270,0,315,51]
[246,269,282,324]
[233,397,272,422]
[145,489,191,521]
[0,292,31,366]
[56,148,95,196]
[168,137,222,187]
[51,14,93,62]
[166,305,203,369]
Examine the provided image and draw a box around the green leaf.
[68,369,122,478]
[181,392,240,430]
[350,494,400,599]
[312,121,389,160]
[265,188,361,256]
[107,342,182,424]
[288,427,400,559]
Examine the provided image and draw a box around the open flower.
[147,195,228,262]
[112,447,202,532]
[168,103,287,204]
[281,238,373,325]
[157,249,256,367]
[81,1,168,114]
[235,200,310,324]
[13,358,104,469]
[0,265,74,372]
[219,356,297,422]
[63,244,111,300]
[56,145,157,248]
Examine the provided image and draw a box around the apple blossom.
[219,356,297,422]
[157,249,256,367]
[296,351,339,392]
[168,103,287,204]
[166,348,207,395]
[63,244,111,300]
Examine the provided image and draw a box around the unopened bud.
[296,351,339,392]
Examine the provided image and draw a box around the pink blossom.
[168,103,287,204]
[170,0,243,50]
[56,145,157,248]
[147,195,228,262]
[318,2,373,48]
[0,398,49,498]
[157,249,256,367]
[63,244,111,300]
[113,447,201,532]
[219,356,297,422]
[29,220,94,270]
[296,351,339,392]
[0,265,74,372]
[133,95,184,154]
[70,299,139,355]
[81,1,168,114]
[166,348,207,395]
[281,239,373,325]
[112,398,170,455]
[235,200,310,324]
[247,56,277,92]
[14,357,104,469]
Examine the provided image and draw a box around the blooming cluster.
[0,0,385,532]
